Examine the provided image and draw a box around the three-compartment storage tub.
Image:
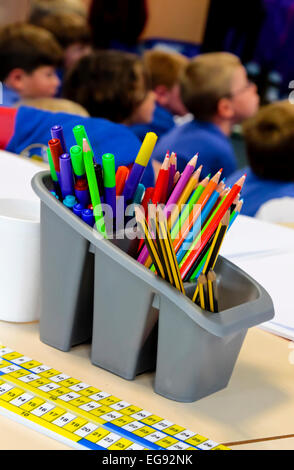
[32,171,274,402]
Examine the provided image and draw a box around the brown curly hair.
[63,50,151,123]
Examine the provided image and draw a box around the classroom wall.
[141,0,211,44]
[0,0,31,25]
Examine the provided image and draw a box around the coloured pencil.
[156,206,185,293]
[167,151,177,197]
[169,165,202,229]
[173,170,222,255]
[135,206,165,279]
[170,174,207,240]
[192,211,230,301]
[207,270,218,313]
[197,273,208,310]
[152,153,170,205]
[180,175,246,280]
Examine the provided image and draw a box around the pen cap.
[102,153,116,188]
[116,166,129,196]
[70,145,85,177]
[48,138,63,173]
[135,132,158,167]
[51,125,67,154]
[73,203,84,218]
[82,208,94,227]
[63,195,77,209]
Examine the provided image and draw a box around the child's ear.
[154,85,169,106]
[217,97,235,120]
[5,68,28,92]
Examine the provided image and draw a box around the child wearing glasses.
[152,52,259,177]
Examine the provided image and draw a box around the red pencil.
[141,187,154,214]
[180,174,246,280]
[152,153,170,205]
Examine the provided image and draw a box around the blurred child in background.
[226,100,294,220]
[0,23,63,106]
[29,11,92,70]
[152,52,259,178]
[63,50,155,126]
[130,49,190,141]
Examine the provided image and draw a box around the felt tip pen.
[59,153,75,199]
[51,125,67,154]
[75,178,90,208]
[70,145,85,178]
[63,195,77,211]
[48,138,63,174]
[47,147,62,198]
[116,166,129,196]
[133,183,145,205]
[82,208,94,227]
[102,153,116,218]
[122,132,158,204]
[73,203,84,218]
[94,163,105,204]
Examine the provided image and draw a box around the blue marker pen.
[73,203,84,218]
[82,208,94,227]
[63,195,77,211]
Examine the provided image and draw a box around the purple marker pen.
[51,125,67,154]
[59,153,75,199]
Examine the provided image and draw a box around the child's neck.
[211,117,234,136]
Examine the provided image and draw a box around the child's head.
[143,49,189,116]
[180,52,259,127]
[63,50,156,125]
[30,12,92,69]
[0,23,63,100]
[243,100,294,181]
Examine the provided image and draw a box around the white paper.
[0,150,47,201]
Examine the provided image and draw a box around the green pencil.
[83,139,107,237]
[73,125,94,157]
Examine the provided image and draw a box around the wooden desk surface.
[0,321,293,450]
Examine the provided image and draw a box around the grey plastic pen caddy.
[32,171,274,403]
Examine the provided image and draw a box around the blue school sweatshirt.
[226,167,294,217]
[129,103,175,142]
[6,106,155,187]
[151,119,237,178]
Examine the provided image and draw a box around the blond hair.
[143,49,188,90]
[180,52,241,121]
[16,97,89,116]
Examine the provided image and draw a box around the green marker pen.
[102,153,116,218]
[70,145,85,178]
[47,147,61,198]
